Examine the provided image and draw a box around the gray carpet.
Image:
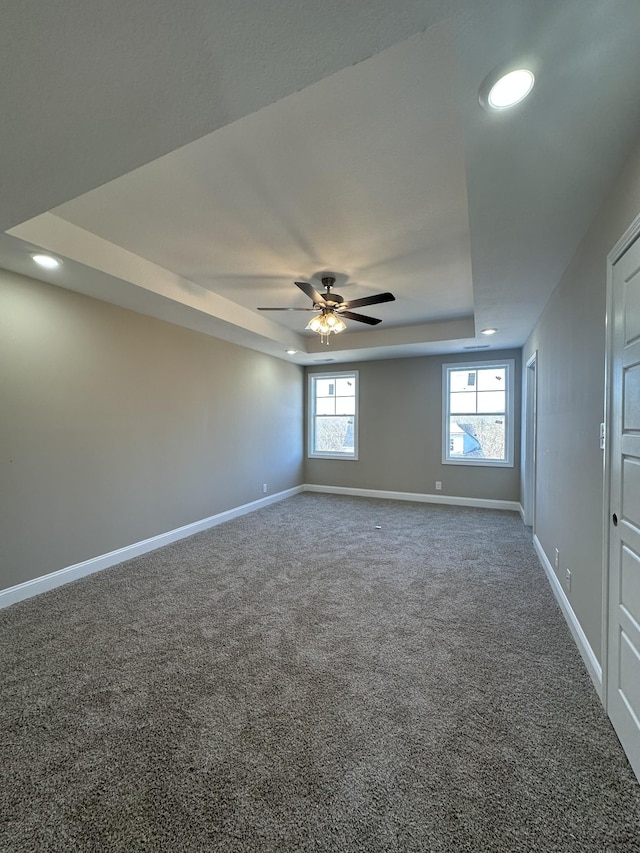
[1,494,639,852]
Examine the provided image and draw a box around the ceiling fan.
[258,276,395,342]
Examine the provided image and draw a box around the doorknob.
[612,512,618,526]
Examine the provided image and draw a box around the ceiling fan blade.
[295,280,326,305]
[340,292,395,310]
[257,307,318,311]
[340,310,382,326]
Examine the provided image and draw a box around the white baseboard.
[303,483,521,513]
[518,503,525,523]
[533,534,603,700]
[0,486,303,610]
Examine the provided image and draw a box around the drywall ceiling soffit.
[3,218,476,364]
[0,229,307,361]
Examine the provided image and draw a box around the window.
[442,360,514,467]
[308,371,358,459]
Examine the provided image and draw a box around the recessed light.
[480,67,535,111]
[32,253,61,269]
[481,328,497,335]
[286,349,298,355]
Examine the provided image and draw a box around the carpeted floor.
[1,493,639,852]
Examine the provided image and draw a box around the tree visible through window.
[443,361,514,466]
[309,372,358,459]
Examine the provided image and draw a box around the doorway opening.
[523,353,537,529]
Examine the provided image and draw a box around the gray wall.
[522,138,640,664]
[0,271,303,591]
[305,350,521,502]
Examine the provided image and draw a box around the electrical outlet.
[435,481,442,491]
[565,567,571,592]
[262,483,268,494]
[555,548,559,570]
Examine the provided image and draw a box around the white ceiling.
[3,0,640,364]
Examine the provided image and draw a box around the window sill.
[308,453,358,461]
[443,458,513,468]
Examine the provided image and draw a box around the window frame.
[308,370,359,460]
[442,359,515,468]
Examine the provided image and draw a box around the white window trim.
[442,359,515,468]
[308,370,359,460]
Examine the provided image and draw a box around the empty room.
[2,1,640,850]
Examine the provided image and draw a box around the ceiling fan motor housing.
[321,294,343,307]
[319,276,343,307]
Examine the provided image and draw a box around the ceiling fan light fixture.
[306,309,347,343]
[326,312,346,331]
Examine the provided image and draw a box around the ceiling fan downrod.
[319,277,344,307]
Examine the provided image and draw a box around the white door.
[608,233,640,781]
